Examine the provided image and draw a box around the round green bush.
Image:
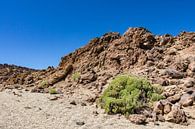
[98,75,164,115]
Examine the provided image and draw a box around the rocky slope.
[0,27,194,125]
[0,64,38,86]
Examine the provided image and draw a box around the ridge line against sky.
[0,0,195,69]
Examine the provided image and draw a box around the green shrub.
[98,75,164,115]
[72,72,80,81]
[39,80,49,89]
[49,88,58,94]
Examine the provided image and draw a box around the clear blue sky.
[0,0,195,69]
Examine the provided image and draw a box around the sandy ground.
[0,89,195,129]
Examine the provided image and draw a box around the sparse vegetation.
[39,80,49,89]
[98,75,164,115]
[49,88,58,94]
[72,72,80,81]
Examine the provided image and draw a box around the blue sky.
[0,0,195,69]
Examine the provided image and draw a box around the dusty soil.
[0,89,195,129]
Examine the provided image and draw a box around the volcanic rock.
[128,114,147,125]
[165,104,187,124]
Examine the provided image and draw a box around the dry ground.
[0,89,195,129]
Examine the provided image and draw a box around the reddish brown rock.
[165,104,187,124]
[128,114,147,125]
[189,62,195,72]
[179,93,194,107]
[167,94,181,104]
[183,78,195,88]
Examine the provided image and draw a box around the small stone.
[161,100,172,114]
[154,122,160,126]
[169,79,182,85]
[165,104,187,124]
[93,111,99,116]
[81,102,87,106]
[76,121,85,126]
[179,94,194,107]
[157,114,165,122]
[24,106,32,109]
[189,62,195,72]
[163,69,184,79]
[184,88,195,94]
[13,91,22,97]
[128,114,147,125]
[146,61,155,67]
[167,94,181,104]
[164,104,172,114]
[70,100,77,105]
[80,71,97,84]
[168,125,173,128]
[48,96,60,101]
[184,78,194,88]
[153,101,164,115]
[167,48,177,55]
[155,78,169,86]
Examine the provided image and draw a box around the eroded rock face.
[0,64,38,85]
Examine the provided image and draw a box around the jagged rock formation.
[0,64,37,86]
[0,27,194,124]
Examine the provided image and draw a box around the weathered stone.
[179,93,194,107]
[76,121,85,126]
[157,114,165,122]
[184,88,195,94]
[183,78,195,88]
[167,94,181,103]
[128,114,147,125]
[70,100,77,105]
[153,101,164,115]
[155,78,169,86]
[48,95,60,101]
[165,104,187,124]
[163,69,184,79]
[80,71,97,84]
[81,102,87,106]
[167,48,177,55]
[161,100,172,114]
[189,62,195,72]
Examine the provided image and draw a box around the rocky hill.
[0,27,194,125]
[0,64,37,87]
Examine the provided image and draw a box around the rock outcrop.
[0,27,194,125]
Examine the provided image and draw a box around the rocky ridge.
[0,27,194,125]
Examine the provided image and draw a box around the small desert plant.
[98,75,164,115]
[39,80,49,89]
[49,88,58,94]
[72,72,80,81]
